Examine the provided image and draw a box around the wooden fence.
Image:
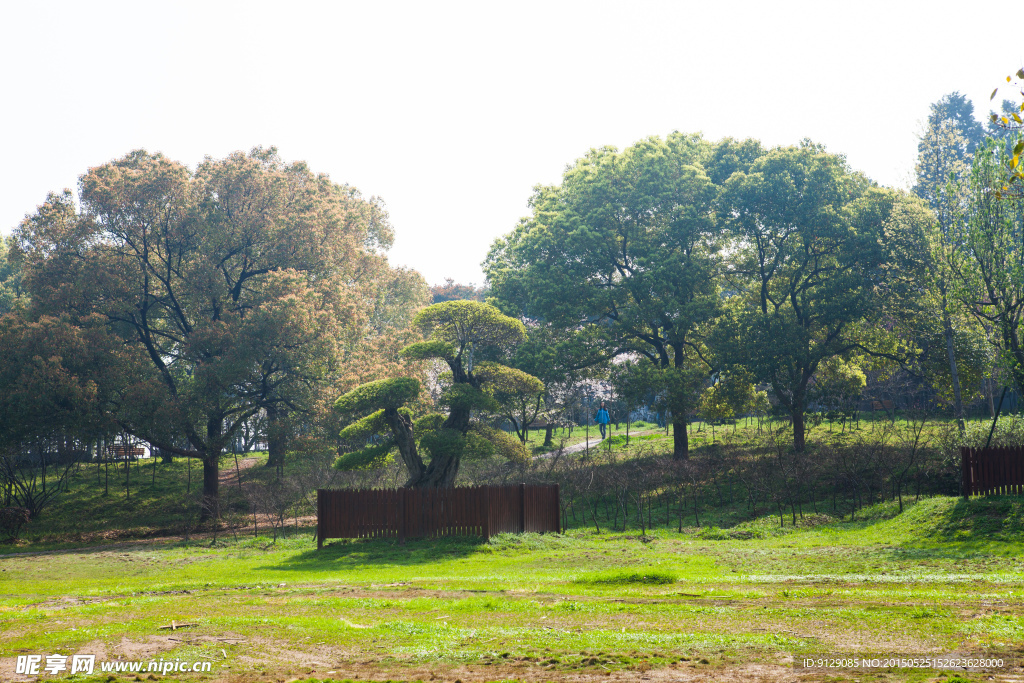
[961,446,1024,497]
[316,484,560,548]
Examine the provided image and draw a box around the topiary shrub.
[334,377,420,413]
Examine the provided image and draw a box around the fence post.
[961,448,969,499]
[317,489,323,550]
[481,486,490,541]
[399,488,406,545]
[554,483,561,534]
[519,482,526,533]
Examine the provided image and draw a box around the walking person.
[595,401,610,439]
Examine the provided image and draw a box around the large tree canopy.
[485,133,720,459]
[718,143,932,450]
[487,135,932,454]
[17,147,419,518]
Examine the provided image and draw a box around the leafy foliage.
[429,278,486,303]
[332,441,395,470]
[400,340,457,362]
[987,68,1024,192]
[334,301,535,486]
[337,409,388,442]
[334,378,421,414]
[948,138,1024,394]
[486,133,723,458]
[414,300,527,357]
[718,144,931,449]
[15,147,424,518]
[0,236,27,316]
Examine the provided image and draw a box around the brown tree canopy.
[17,147,427,518]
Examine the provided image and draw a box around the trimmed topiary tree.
[334,301,539,488]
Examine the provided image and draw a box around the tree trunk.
[265,404,286,469]
[987,376,996,418]
[672,418,688,460]
[202,456,219,520]
[942,304,965,432]
[792,408,806,452]
[201,416,223,521]
[401,402,469,488]
[543,424,553,447]
[383,407,425,485]
[410,453,460,488]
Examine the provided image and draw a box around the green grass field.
[3,494,1024,682]
[5,412,1024,681]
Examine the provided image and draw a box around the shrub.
[0,507,31,542]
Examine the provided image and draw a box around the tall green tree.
[485,133,720,459]
[17,148,409,518]
[494,324,611,446]
[718,143,931,450]
[949,138,1024,395]
[0,314,122,517]
[923,92,986,159]
[0,236,27,315]
[915,112,976,430]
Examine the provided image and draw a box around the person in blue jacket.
[595,401,610,439]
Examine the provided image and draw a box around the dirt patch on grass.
[220,456,260,489]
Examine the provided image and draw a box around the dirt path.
[542,428,665,457]
[220,455,259,488]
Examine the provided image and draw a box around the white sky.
[1,1,1021,286]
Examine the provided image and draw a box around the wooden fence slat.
[317,484,561,546]
[962,446,1024,499]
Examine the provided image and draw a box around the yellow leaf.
[1012,155,1020,171]
[1002,117,1009,125]
[1014,113,1023,124]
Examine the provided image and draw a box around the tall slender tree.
[915,116,974,430]
[949,139,1024,395]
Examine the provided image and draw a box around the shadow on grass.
[257,534,485,573]
[837,495,1024,558]
[894,495,1024,556]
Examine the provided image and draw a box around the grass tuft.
[574,568,678,585]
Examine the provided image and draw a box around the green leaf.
[991,88,1000,100]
